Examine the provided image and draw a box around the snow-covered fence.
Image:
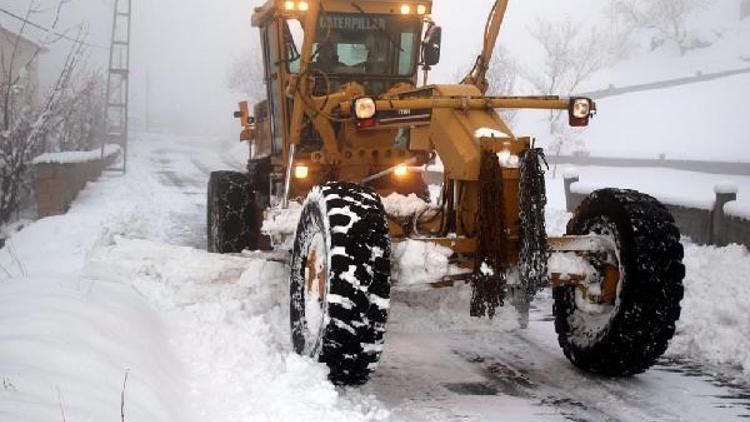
[32,146,120,217]
[564,174,749,249]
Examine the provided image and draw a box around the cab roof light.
[284,1,309,11]
[400,4,412,14]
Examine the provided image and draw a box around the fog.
[1,0,745,139]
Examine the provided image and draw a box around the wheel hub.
[304,232,328,341]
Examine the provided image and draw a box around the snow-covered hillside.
[508,3,750,161]
[1,134,749,421]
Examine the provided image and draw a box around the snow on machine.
[207,0,685,385]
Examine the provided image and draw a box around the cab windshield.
[313,13,421,76]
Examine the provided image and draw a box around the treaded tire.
[553,188,685,376]
[290,182,391,386]
[207,171,258,253]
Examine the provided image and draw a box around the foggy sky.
[0,0,744,139]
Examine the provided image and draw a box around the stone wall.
[564,175,749,249]
[34,151,119,218]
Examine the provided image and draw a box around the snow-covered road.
[1,133,749,421]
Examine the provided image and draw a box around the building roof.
[0,22,48,52]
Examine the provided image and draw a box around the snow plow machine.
[208,0,685,386]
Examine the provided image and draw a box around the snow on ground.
[668,243,750,381]
[0,134,389,421]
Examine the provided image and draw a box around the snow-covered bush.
[48,70,107,152]
[0,3,90,225]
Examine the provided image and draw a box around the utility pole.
[104,0,132,173]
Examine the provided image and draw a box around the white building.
[0,27,44,105]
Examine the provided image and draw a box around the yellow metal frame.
[242,0,598,284]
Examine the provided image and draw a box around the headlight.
[294,165,309,179]
[393,165,408,177]
[354,98,377,119]
[571,98,591,118]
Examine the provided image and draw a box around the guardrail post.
[712,183,738,247]
[563,169,580,213]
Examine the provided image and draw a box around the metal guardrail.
[564,174,749,249]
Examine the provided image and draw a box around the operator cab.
[285,12,424,95]
[250,0,436,159]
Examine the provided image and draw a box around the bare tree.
[525,18,611,175]
[0,1,88,224]
[48,69,107,152]
[607,0,711,55]
[486,46,519,127]
[453,45,520,127]
[227,47,265,103]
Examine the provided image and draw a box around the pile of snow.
[714,181,739,195]
[0,275,188,421]
[381,193,436,219]
[391,240,463,287]
[86,237,390,421]
[725,201,750,220]
[668,243,750,382]
[562,166,579,180]
[262,202,303,250]
[474,128,509,139]
[497,149,520,168]
[31,144,120,165]
[547,252,595,281]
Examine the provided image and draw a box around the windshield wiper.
[350,1,405,53]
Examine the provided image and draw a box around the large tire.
[207,171,259,253]
[290,182,391,385]
[553,188,685,376]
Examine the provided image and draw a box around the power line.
[0,7,108,50]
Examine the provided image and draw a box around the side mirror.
[235,101,254,128]
[422,25,442,67]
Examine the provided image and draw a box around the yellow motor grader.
[208,0,685,386]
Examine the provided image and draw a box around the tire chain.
[208,172,255,253]
[518,148,550,301]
